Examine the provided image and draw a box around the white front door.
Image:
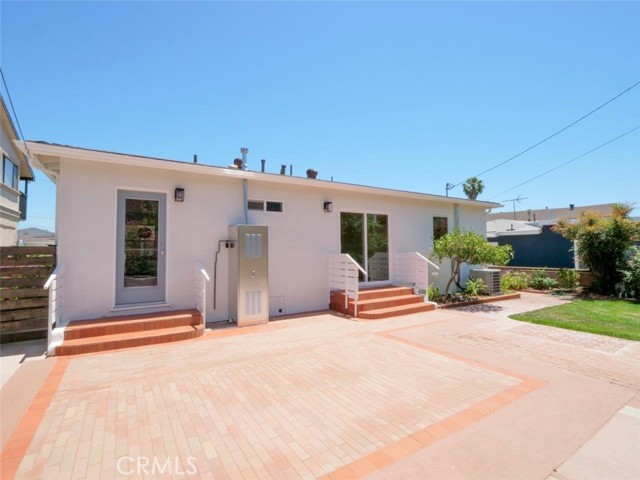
[115,190,166,305]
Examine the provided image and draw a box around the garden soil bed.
[438,292,521,309]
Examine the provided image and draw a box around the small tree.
[553,203,640,295]
[431,229,513,294]
[462,177,485,200]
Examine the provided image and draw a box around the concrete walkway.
[1,293,639,479]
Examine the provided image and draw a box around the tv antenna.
[501,195,528,220]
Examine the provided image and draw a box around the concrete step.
[55,324,203,356]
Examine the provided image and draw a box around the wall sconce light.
[175,188,185,202]
[323,201,333,213]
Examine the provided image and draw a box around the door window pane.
[367,214,389,281]
[340,212,365,281]
[124,199,159,287]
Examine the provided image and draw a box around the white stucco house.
[1,96,34,246]
[20,141,499,353]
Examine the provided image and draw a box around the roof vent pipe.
[280,165,287,175]
[306,169,318,179]
[240,148,248,169]
[289,165,293,176]
[261,159,266,173]
[569,204,575,211]
[193,154,198,164]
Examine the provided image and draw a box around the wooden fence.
[0,246,56,343]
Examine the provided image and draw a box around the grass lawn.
[510,299,640,341]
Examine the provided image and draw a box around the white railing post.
[329,254,367,317]
[395,252,440,302]
[194,260,210,326]
[44,264,64,356]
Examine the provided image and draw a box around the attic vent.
[248,200,264,211]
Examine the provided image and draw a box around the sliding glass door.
[340,212,389,283]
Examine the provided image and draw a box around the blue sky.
[2,1,639,231]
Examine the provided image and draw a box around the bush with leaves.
[427,284,442,303]
[557,268,580,290]
[431,229,513,294]
[501,271,528,291]
[621,247,640,300]
[528,269,558,290]
[554,204,640,295]
[465,277,487,296]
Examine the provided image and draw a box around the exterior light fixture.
[175,188,185,202]
[323,201,333,213]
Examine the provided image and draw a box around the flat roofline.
[20,141,502,208]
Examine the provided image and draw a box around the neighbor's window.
[266,201,283,212]
[2,156,19,190]
[433,216,448,240]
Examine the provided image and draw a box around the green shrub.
[621,247,640,300]
[465,277,487,296]
[427,284,442,303]
[501,271,528,291]
[557,268,580,289]
[529,269,558,290]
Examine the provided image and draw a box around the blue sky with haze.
[2,1,639,231]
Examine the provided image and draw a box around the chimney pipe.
[261,159,266,173]
[289,165,293,176]
[240,148,248,169]
[569,204,575,211]
[306,169,318,179]
[193,154,198,164]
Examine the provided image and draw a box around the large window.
[2,156,19,190]
[433,216,448,241]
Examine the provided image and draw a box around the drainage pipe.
[243,179,248,224]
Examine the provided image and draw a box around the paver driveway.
[2,293,639,479]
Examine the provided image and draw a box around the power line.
[0,66,30,157]
[450,80,640,189]
[488,125,640,200]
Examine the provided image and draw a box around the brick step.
[63,309,201,340]
[55,324,204,356]
[356,286,414,301]
[358,302,436,320]
[356,294,425,312]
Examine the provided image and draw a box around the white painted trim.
[113,187,170,307]
[20,141,501,208]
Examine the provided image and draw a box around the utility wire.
[488,125,640,200]
[0,66,30,157]
[451,80,640,188]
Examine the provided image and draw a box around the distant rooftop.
[487,203,622,222]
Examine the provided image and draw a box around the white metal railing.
[395,252,440,301]
[43,263,64,355]
[329,254,367,316]
[194,260,210,326]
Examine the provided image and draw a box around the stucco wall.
[56,157,487,323]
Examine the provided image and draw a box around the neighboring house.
[18,227,55,246]
[1,96,34,246]
[19,141,499,327]
[488,203,636,269]
[488,219,576,268]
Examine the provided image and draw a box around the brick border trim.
[322,324,546,479]
[1,357,70,480]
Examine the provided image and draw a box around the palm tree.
[462,177,484,200]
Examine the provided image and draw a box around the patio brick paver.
[9,315,532,479]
